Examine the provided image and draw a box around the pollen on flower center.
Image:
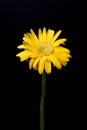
[37,43,54,55]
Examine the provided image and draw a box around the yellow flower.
[16,27,72,74]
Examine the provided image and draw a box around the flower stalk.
[40,72,46,130]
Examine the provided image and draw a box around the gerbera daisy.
[16,27,72,74]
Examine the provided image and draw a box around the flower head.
[16,27,72,74]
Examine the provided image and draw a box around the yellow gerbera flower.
[16,27,72,74]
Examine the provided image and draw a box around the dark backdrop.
[1,0,85,129]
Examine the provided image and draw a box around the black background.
[1,0,86,129]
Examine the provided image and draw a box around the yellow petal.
[24,33,30,38]
[33,65,38,70]
[29,58,34,69]
[16,50,38,60]
[52,38,67,47]
[30,53,39,58]
[46,29,54,42]
[16,50,29,57]
[51,30,62,43]
[42,27,46,42]
[38,28,42,41]
[61,53,72,58]
[20,57,28,61]
[17,43,34,51]
[23,37,34,47]
[45,60,51,74]
[56,54,70,62]
[38,57,45,74]
[61,56,70,61]
[30,29,39,44]
[55,50,71,58]
[54,49,72,63]
[23,42,35,51]
[17,44,26,49]
[48,54,62,69]
[54,46,70,53]
[33,57,40,68]
[16,50,30,61]
[59,60,67,66]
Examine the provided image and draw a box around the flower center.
[37,43,54,55]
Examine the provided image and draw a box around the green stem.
[40,72,46,130]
